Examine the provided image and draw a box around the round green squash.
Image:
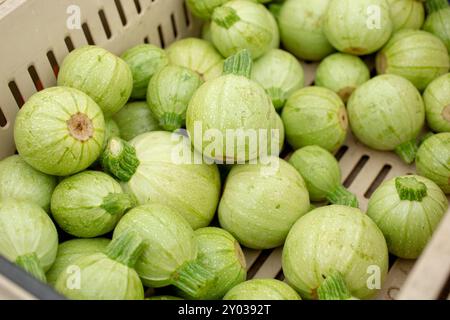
[387,0,425,31]
[219,158,310,249]
[416,133,450,194]
[101,132,221,229]
[281,86,348,152]
[147,65,203,131]
[367,175,448,259]
[347,74,425,164]
[121,44,169,99]
[55,233,145,300]
[376,29,450,91]
[14,87,105,176]
[282,205,389,300]
[46,238,110,286]
[315,53,370,103]
[57,46,133,116]
[324,0,393,55]
[251,49,305,110]
[112,101,161,141]
[179,227,247,300]
[51,171,134,238]
[0,155,57,212]
[210,0,279,59]
[113,204,215,298]
[423,73,450,133]
[224,279,301,300]
[0,200,58,282]
[423,0,450,53]
[279,0,334,61]
[167,38,224,81]
[186,0,231,20]
[289,146,358,207]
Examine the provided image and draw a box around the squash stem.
[426,0,448,14]
[15,253,46,282]
[394,140,418,164]
[223,49,253,78]
[160,112,183,132]
[106,231,145,268]
[317,271,353,300]
[266,87,286,110]
[171,260,216,299]
[101,137,140,182]
[326,185,359,208]
[395,176,427,202]
[212,6,240,29]
[101,193,135,216]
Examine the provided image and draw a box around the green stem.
[426,0,448,14]
[15,253,46,282]
[171,260,216,299]
[266,87,286,109]
[106,231,145,268]
[101,137,140,182]
[317,271,354,300]
[101,193,135,215]
[395,176,428,201]
[326,185,359,208]
[223,49,253,78]
[394,140,418,164]
[212,6,240,29]
[160,112,183,132]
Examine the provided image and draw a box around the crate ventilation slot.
[247,250,272,279]
[64,36,75,52]
[27,65,44,91]
[0,106,7,128]
[157,25,165,48]
[364,164,392,199]
[82,23,95,45]
[114,0,127,26]
[343,155,370,187]
[170,13,178,38]
[8,81,24,108]
[143,36,149,44]
[47,50,59,78]
[182,1,191,27]
[134,0,141,14]
[335,145,349,161]
[98,10,112,39]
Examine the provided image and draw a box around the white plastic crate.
[0,0,449,300]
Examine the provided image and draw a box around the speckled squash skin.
[147,65,203,131]
[51,171,132,238]
[281,86,348,152]
[324,0,393,55]
[376,30,450,91]
[367,175,448,259]
[186,74,277,163]
[14,87,105,176]
[167,38,224,81]
[112,101,161,141]
[279,0,334,61]
[315,53,370,103]
[282,205,389,300]
[0,155,57,212]
[179,227,247,299]
[218,158,310,249]
[121,44,169,99]
[57,46,133,116]
[347,75,425,151]
[416,133,450,194]
[55,252,144,300]
[211,0,280,59]
[423,73,450,133]
[251,49,305,109]
[187,0,231,19]
[113,204,197,288]
[387,0,425,31]
[46,238,110,286]
[0,200,58,273]
[123,132,221,229]
[224,279,301,300]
